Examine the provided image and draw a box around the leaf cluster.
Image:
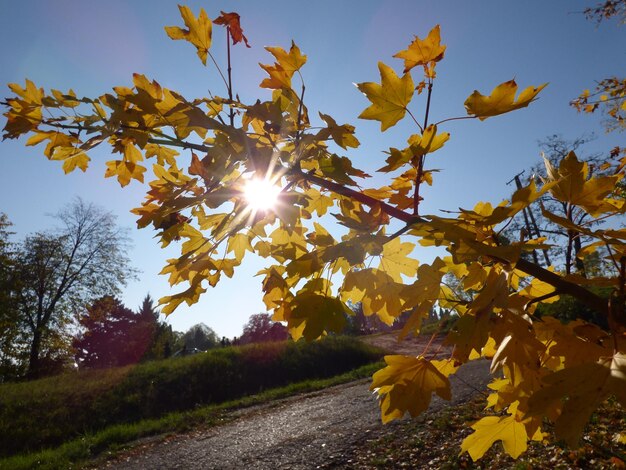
[3,6,626,461]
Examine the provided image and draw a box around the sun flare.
[243,178,282,211]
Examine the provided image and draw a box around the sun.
[243,177,282,211]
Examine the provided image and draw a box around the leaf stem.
[405,108,424,133]
[413,81,433,216]
[208,52,230,92]
[434,116,477,126]
[226,26,235,127]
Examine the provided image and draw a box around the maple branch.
[413,81,434,215]
[516,257,608,315]
[226,26,235,127]
[422,81,433,130]
[290,167,609,318]
[19,119,608,319]
[290,167,422,224]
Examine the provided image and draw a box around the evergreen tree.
[74,296,151,368]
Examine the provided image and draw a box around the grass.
[0,361,383,470]
[0,336,383,459]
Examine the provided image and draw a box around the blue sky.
[1,1,624,337]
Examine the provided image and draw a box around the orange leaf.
[214,11,250,48]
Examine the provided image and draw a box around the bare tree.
[12,198,136,377]
[504,135,620,275]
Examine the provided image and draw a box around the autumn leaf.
[371,355,451,423]
[527,353,626,447]
[214,11,250,47]
[3,79,44,138]
[341,268,406,324]
[227,233,253,261]
[464,80,547,120]
[260,41,307,89]
[378,237,419,282]
[165,5,212,65]
[104,160,146,186]
[288,293,349,341]
[461,415,529,460]
[394,25,446,73]
[356,62,414,131]
[544,151,622,216]
[50,146,90,174]
[317,113,360,149]
[379,125,450,171]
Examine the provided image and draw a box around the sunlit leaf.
[356,62,414,131]
[165,5,212,65]
[464,80,547,120]
[394,25,446,73]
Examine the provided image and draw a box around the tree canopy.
[2,5,626,461]
[8,198,136,377]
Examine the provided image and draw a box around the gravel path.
[102,359,491,469]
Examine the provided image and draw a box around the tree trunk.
[26,328,42,379]
[573,233,586,276]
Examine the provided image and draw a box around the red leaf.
[214,11,251,48]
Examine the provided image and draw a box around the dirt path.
[100,335,490,469]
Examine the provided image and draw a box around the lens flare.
[243,178,281,211]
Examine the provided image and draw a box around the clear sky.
[1,1,624,337]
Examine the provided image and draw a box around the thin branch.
[226,26,235,127]
[434,116,478,126]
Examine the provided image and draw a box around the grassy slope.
[0,362,383,470]
[0,336,383,460]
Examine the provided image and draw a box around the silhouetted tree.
[11,198,135,377]
[239,313,288,344]
[181,323,218,351]
[74,296,151,368]
[0,214,27,381]
[136,294,179,360]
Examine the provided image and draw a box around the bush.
[0,336,382,457]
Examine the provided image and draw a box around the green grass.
[0,361,383,470]
[0,336,383,458]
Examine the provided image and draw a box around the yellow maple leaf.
[341,268,406,324]
[408,124,450,157]
[317,113,360,149]
[259,41,307,89]
[464,80,547,120]
[265,41,307,74]
[288,293,348,341]
[8,79,43,105]
[356,62,414,131]
[371,355,451,423]
[379,125,450,172]
[447,312,492,362]
[165,5,212,65]
[227,233,253,261]
[527,353,626,447]
[393,25,446,73]
[461,415,529,460]
[49,146,90,174]
[104,160,146,186]
[490,334,545,386]
[544,151,622,216]
[378,237,419,282]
